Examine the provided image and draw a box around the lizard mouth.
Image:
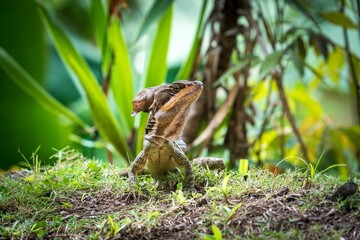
[193,81,203,94]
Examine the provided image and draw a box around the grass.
[0,149,359,239]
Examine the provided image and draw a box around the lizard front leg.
[128,150,147,188]
[171,146,195,190]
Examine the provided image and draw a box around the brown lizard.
[128,80,225,190]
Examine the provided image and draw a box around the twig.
[246,12,269,55]
[188,80,240,150]
[273,71,310,162]
[251,102,277,148]
[341,0,360,124]
[251,80,276,147]
[280,106,285,159]
[248,9,310,162]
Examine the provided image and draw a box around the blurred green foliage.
[0,0,359,176]
[0,0,70,169]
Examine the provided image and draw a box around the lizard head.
[151,80,203,140]
[132,80,203,116]
[154,80,203,113]
[132,80,203,141]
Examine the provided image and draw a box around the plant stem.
[274,72,310,162]
[341,0,360,125]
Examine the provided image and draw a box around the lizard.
[128,80,225,190]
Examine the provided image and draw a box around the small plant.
[18,146,42,173]
[30,221,47,239]
[107,215,120,236]
[221,175,231,204]
[203,224,223,240]
[276,150,347,187]
[128,209,163,232]
[238,158,249,177]
[225,203,242,224]
[172,187,186,205]
[171,183,194,205]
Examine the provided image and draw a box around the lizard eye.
[172,85,181,93]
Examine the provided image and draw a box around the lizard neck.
[145,108,191,141]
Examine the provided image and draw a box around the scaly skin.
[128,80,224,190]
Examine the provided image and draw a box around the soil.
[47,185,360,239]
[1,170,359,239]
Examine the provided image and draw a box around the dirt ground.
[1,168,359,239]
[43,185,360,239]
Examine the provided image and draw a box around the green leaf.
[284,0,311,17]
[316,164,347,179]
[0,47,87,128]
[289,85,323,119]
[226,203,242,223]
[221,175,230,193]
[340,126,360,149]
[143,6,172,88]
[321,12,357,29]
[69,134,104,148]
[136,6,173,153]
[107,215,120,235]
[136,0,175,41]
[291,54,305,77]
[211,224,223,240]
[87,161,101,172]
[313,33,329,61]
[39,6,131,163]
[31,221,47,238]
[108,18,134,135]
[119,217,132,231]
[309,163,315,179]
[296,37,306,60]
[176,0,207,80]
[23,175,35,183]
[91,0,107,51]
[91,0,111,73]
[284,0,317,24]
[238,159,249,176]
[259,50,284,79]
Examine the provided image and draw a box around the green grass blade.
[175,0,207,80]
[39,7,132,163]
[135,6,173,154]
[0,47,87,128]
[108,18,134,134]
[309,164,315,179]
[314,148,326,171]
[276,156,309,168]
[136,0,175,41]
[316,164,347,180]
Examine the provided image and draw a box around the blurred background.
[0,0,359,176]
